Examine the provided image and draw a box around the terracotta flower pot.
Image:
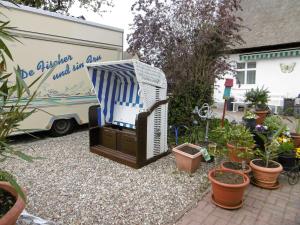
[255,110,268,125]
[291,132,300,148]
[250,159,283,189]
[173,143,202,173]
[221,161,252,178]
[0,182,26,225]
[208,169,249,209]
[226,143,251,163]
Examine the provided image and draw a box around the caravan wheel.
[50,119,74,136]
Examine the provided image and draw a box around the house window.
[235,62,256,85]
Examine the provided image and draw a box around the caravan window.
[235,62,256,85]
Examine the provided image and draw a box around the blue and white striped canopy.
[88,62,143,129]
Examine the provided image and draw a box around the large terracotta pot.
[173,143,202,173]
[208,169,249,209]
[221,161,252,178]
[255,110,268,125]
[0,182,26,225]
[226,143,250,163]
[291,133,300,148]
[250,159,283,189]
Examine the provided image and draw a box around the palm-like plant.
[0,19,53,201]
[245,87,270,111]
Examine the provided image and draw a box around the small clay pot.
[173,143,202,173]
[208,168,250,209]
[255,110,268,125]
[226,143,251,163]
[250,159,283,189]
[221,161,252,178]
[291,133,300,148]
[0,182,26,225]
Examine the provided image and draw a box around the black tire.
[50,119,74,136]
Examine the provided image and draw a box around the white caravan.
[0,1,123,135]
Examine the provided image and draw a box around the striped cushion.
[89,64,142,128]
[112,120,135,129]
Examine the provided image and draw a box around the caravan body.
[0,1,123,135]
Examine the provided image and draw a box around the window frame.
[235,61,256,85]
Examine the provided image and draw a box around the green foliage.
[243,110,256,120]
[185,126,205,144]
[210,124,255,148]
[168,118,227,147]
[278,141,294,153]
[0,170,25,201]
[263,115,283,133]
[245,86,270,111]
[255,125,287,167]
[0,20,52,203]
[168,81,213,126]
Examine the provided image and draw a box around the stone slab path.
[176,175,300,225]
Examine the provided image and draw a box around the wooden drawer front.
[117,133,137,156]
[101,128,117,150]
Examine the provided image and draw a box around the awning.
[239,49,300,61]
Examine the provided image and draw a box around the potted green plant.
[208,168,249,209]
[242,110,256,130]
[277,134,296,171]
[291,118,300,147]
[250,125,286,189]
[221,147,253,178]
[0,21,52,224]
[212,124,255,162]
[245,87,270,124]
[206,141,250,209]
[263,115,283,133]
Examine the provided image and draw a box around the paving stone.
[257,210,272,222]
[202,215,219,225]
[244,197,255,207]
[228,213,246,224]
[215,218,229,225]
[202,204,216,214]
[241,215,257,225]
[188,221,201,225]
[176,174,300,225]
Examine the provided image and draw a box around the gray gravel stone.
[3,131,213,225]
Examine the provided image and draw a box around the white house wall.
[214,53,300,104]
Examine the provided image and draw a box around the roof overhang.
[239,48,300,61]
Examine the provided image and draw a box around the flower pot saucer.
[250,178,280,190]
[211,194,243,210]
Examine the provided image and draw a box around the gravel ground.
[3,130,214,225]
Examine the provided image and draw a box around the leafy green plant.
[0,20,53,202]
[255,125,287,167]
[243,110,256,120]
[278,141,294,153]
[263,115,283,133]
[245,87,270,111]
[185,125,205,144]
[168,81,213,126]
[211,124,255,148]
